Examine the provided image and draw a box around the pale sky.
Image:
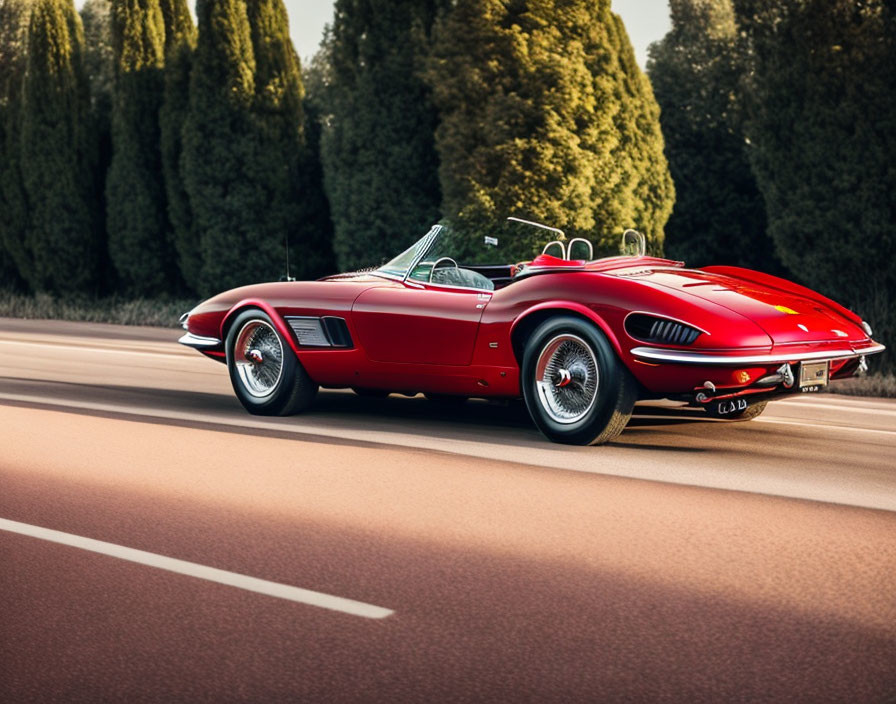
[286,0,670,66]
[74,1,671,68]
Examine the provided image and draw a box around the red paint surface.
[184,257,880,399]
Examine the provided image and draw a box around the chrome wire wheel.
[233,320,284,398]
[534,333,599,424]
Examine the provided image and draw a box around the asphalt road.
[1,318,895,702]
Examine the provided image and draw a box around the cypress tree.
[183,0,274,295]
[81,1,114,111]
[648,0,773,270]
[158,0,191,54]
[298,92,336,278]
[428,0,606,261]
[0,0,33,289]
[321,0,444,271]
[734,0,896,353]
[608,12,674,255]
[428,0,672,261]
[246,0,332,280]
[302,53,338,278]
[158,0,196,289]
[20,0,99,293]
[106,0,169,295]
[80,0,114,292]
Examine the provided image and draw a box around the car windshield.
[377,226,440,278]
[376,225,498,290]
[375,221,647,282]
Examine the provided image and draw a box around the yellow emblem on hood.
[774,305,799,315]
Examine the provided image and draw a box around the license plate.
[799,360,829,389]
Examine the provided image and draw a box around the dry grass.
[829,373,896,399]
[0,290,194,328]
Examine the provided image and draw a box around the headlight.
[179,312,190,330]
[861,321,873,337]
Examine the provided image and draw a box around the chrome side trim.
[370,271,406,283]
[630,343,886,365]
[412,279,495,294]
[179,332,222,349]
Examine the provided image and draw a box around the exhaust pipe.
[755,363,794,388]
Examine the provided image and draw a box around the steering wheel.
[428,257,458,283]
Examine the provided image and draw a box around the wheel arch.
[509,302,623,367]
[221,300,300,357]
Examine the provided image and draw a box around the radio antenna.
[283,232,295,282]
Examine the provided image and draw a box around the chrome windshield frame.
[373,224,443,283]
[403,224,444,283]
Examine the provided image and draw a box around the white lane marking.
[770,400,896,416]
[2,389,894,442]
[0,339,188,359]
[4,390,896,456]
[636,412,896,433]
[0,517,394,620]
[782,395,896,409]
[753,417,896,436]
[1,393,894,512]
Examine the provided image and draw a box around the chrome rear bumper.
[630,343,885,365]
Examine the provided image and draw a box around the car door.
[351,278,491,365]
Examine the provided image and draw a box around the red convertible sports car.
[180,219,885,445]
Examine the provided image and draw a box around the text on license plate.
[799,360,829,389]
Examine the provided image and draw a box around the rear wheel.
[226,310,317,416]
[521,316,637,445]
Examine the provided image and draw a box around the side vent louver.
[321,317,353,348]
[287,317,330,346]
[625,314,701,346]
[286,316,354,348]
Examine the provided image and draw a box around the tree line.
[0,0,672,297]
[0,0,893,360]
[0,0,333,297]
[649,0,895,354]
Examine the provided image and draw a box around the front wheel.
[226,310,318,416]
[521,316,637,445]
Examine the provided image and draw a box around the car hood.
[617,267,867,345]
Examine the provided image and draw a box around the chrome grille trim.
[286,317,331,347]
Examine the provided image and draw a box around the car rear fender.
[221,299,300,357]
[509,302,622,364]
[702,266,863,326]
